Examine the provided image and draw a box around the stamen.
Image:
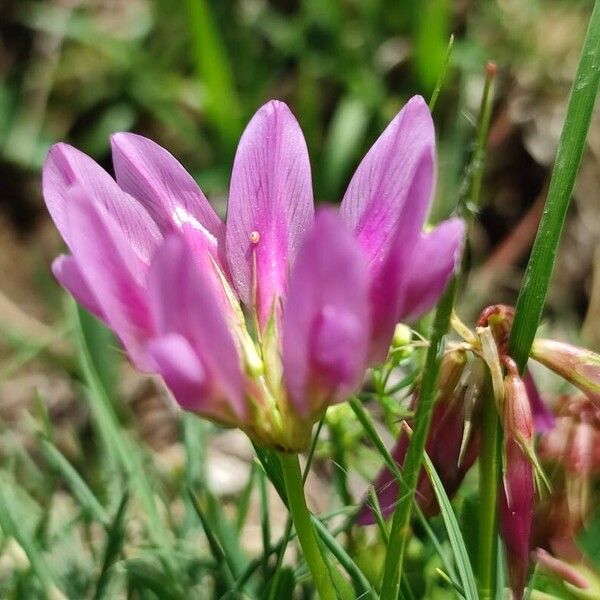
[250,230,260,244]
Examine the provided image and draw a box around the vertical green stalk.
[477,381,502,600]
[379,278,457,600]
[509,0,600,372]
[279,452,337,600]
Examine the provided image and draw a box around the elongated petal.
[226,100,314,328]
[531,339,600,404]
[535,549,591,590]
[398,217,465,321]
[65,187,154,370]
[341,95,435,265]
[366,153,439,362]
[43,143,161,266]
[111,133,224,255]
[282,209,369,418]
[52,255,104,320]
[147,235,246,421]
[148,333,237,425]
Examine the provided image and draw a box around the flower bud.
[538,394,600,546]
[531,339,600,404]
[477,304,515,355]
[357,351,481,523]
[499,362,535,600]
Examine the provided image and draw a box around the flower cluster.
[43,97,464,452]
[360,304,600,598]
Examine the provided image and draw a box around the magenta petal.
[226,100,314,329]
[65,187,154,370]
[147,334,207,410]
[43,143,161,266]
[147,235,246,421]
[111,133,224,250]
[366,153,439,362]
[398,217,465,321]
[341,95,435,265]
[282,208,369,418]
[523,369,555,433]
[52,255,104,320]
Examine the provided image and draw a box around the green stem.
[379,278,457,600]
[279,452,337,600]
[478,387,502,600]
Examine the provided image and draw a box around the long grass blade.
[379,279,457,600]
[416,429,478,599]
[38,436,110,527]
[94,490,129,600]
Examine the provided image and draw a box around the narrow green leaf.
[0,476,63,598]
[38,436,110,527]
[349,396,458,584]
[509,0,600,372]
[429,34,455,112]
[254,443,377,598]
[94,490,129,600]
[70,300,180,583]
[379,279,457,600]
[235,462,257,533]
[188,489,237,590]
[420,440,478,599]
[258,466,271,577]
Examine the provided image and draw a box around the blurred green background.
[1,0,597,326]
[1,1,600,597]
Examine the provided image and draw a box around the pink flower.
[43,97,464,450]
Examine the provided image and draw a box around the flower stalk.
[379,277,457,600]
[279,452,337,600]
[477,381,501,600]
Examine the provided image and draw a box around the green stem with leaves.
[279,452,337,600]
[379,278,457,600]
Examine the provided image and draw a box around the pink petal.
[282,208,369,418]
[65,187,155,371]
[341,95,435,266]
[398,217,465,321]
[43,143,161,267]
[148,334,205,410]
[110,133,225,256]
[52,255,104,320]
[147,235,246,421]
[226,100,314,329]
[366,153,438,362]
